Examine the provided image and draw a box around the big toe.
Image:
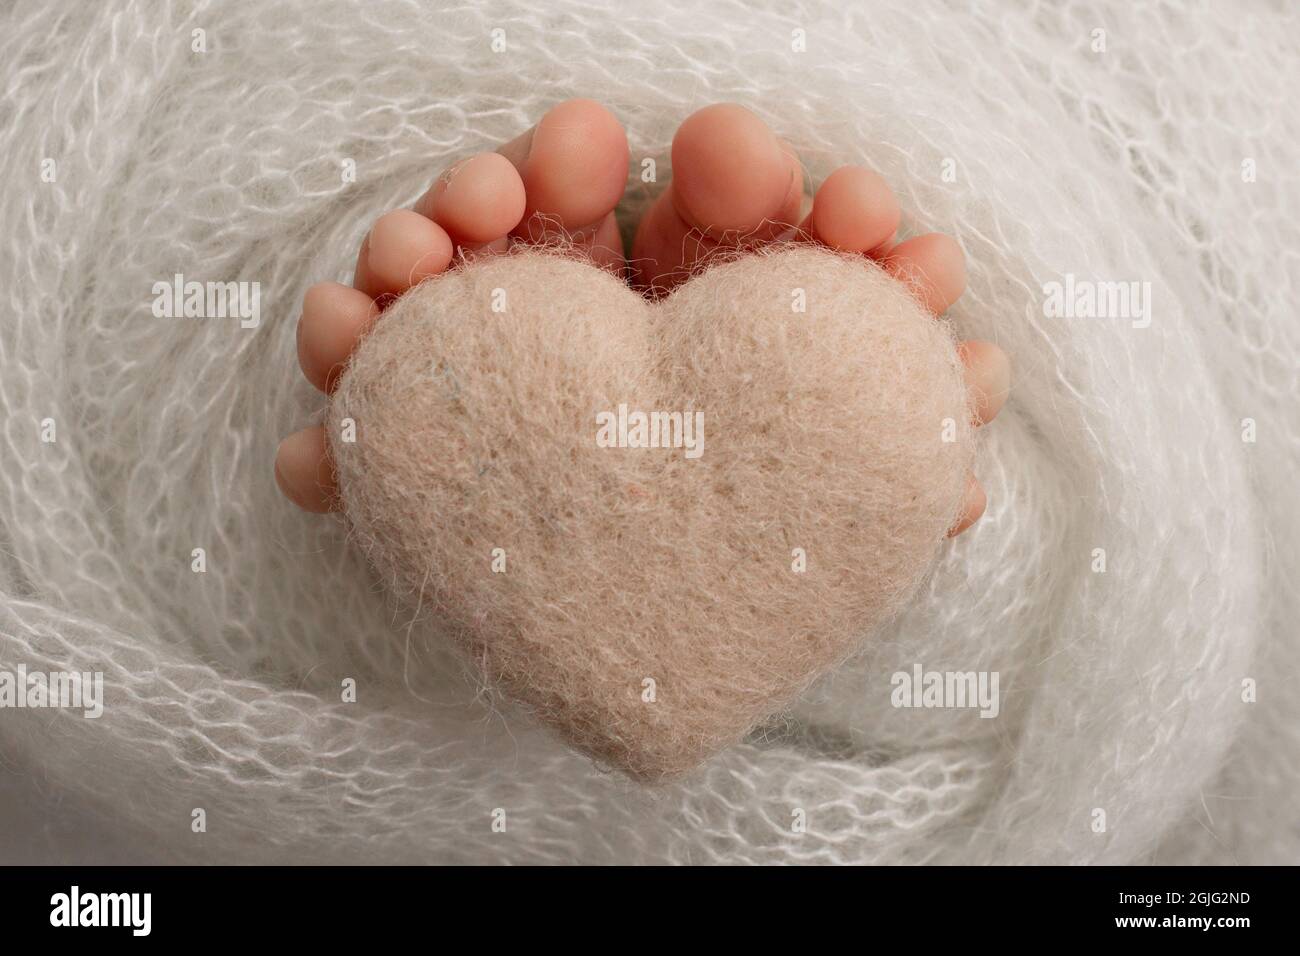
[499,98,629,264]
[670,103,802,237]
[632,103,803,292]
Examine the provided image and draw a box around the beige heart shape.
[329,246,973,778]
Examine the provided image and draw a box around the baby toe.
[806,165,900,255]
[274,426,338,513]
[883,233,966,315]
[415,151,526,247]
[298,282,379,394]
[356,209,453,300]
[499,98,629,255]
[959,340,1011,426]
[948,473,987,537]
[631,103,803,291]
[668,103,802,237]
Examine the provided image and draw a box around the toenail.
[441,158,468,186]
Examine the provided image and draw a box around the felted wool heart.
[328,246,974,779]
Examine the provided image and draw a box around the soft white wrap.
[0,0,1295,864]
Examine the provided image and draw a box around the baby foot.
[277,100,1008,537]
[276,99,630,511]
[631,104,1008,533]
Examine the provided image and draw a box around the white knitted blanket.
[0,0,1296,864]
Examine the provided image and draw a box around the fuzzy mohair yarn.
[1,0,1297,864]
[328,247,973,777]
